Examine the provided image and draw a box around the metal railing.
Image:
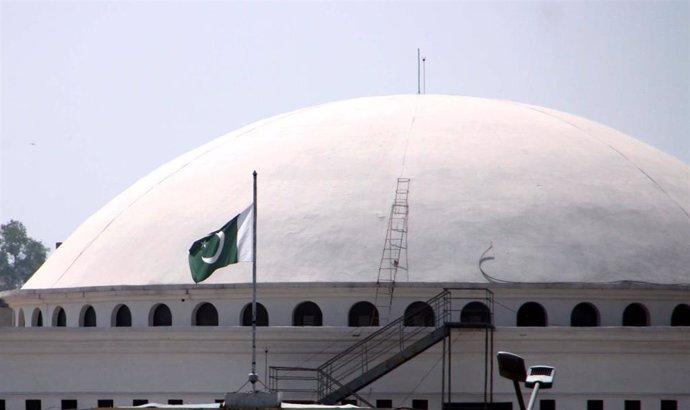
[316,290,450,400]
[269,367,318,394]
[270,288,494,403]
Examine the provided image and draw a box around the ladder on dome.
[268,288,495,406]
[374,177,410,325]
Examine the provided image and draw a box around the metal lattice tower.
[374,178,410,324]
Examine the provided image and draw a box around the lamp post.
[497,351,556,410]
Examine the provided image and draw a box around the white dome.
[23,95,690,289]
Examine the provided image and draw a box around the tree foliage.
[0,220,48,289]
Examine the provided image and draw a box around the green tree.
[0,220,48,289]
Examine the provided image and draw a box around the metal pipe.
[513,380,526,410]
[422,57,426,94]
[441,334,446,405]
[448,332,452,403]
[526,383,541,410]
[251,170,258,392]
[417,48,421,94]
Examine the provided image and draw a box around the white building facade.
[1,95,688,410]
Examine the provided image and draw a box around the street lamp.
[497,352,556,410]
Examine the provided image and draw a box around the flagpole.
[225,171,278,408]
[251,170,258,393]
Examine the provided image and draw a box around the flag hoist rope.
[250,170,258,392]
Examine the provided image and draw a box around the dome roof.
[23,95,690,289]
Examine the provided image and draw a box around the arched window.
[460,302,491,325]
[241,303,269,326]
[517,302,547,327]
[404,302,435,327]
[81,305,97,327]
[31,308,43,327]
[53,307,66,327]
[113,305,132,327]
[151,304,172,326]
[194,302,219,326]
[293,301,322,326]
[348,302,379,327]
[571,302,600,327]
[623,303,648,326]
[671,304,690,326]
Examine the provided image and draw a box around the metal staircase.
[269,288,494,405]
[374,178,411,324]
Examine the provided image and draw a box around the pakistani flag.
[189,205,254,283]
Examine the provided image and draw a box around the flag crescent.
[202,232,225,264]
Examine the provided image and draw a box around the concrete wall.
[1,284,688,410]
[0,326,687,410]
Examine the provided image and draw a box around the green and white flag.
[189,205,254,283]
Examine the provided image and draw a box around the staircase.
[269,288,494,405]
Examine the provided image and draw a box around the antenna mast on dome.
[417,48,427,94]
[374,178,410,324]
[417,48,421,94]
[422,56,426,94]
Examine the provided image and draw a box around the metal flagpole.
[226,170,279,409]
[251,170,258,392]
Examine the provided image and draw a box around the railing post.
[399,320,404,350]
[445,290,451,324]
[362,342,367,373]
[269,367,273,391]
[317,369,322,399]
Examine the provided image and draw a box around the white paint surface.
[22,95,690,289]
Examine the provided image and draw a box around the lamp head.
[497,351,527,382]
[525,366,555,389]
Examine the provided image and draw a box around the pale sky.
[1,1,688,251]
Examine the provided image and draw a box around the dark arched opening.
[460,302,491,325]
[348,302,379,327]
[32,308,43,327]
[151,304,172,327]
[53,307,66,327]
[241,303,269,326]
[404,302,435,327]
[623,303,649,326]
[293,301,322,326]
[194,302,219,326]
[81,305,97,327]
[671,304,690,326]
[517,302,547,327]
[571,302,600,327]
[114,305,132,327]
